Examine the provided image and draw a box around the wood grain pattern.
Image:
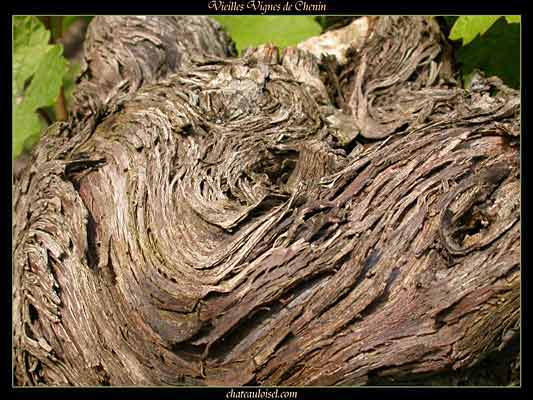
[12,16,520,386]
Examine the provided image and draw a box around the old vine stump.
[13,16,520,386]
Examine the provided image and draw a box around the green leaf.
[13,16,50,51]
[505,16,521,24]
[13,107,41,158]
[213,16,321,54]
[456,17,520,89]
[13,16,51,96]
[22,45,67,111]
[13,16,67,158]
[449,16,501,45]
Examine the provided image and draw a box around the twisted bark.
[12,16,520,386]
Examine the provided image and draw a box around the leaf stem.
[55,87,68,121]
[50,16,68,121]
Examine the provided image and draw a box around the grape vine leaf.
[13,16,51,97]
[449,16,520,45]
[505,16,521,24]
[213,16,321,54]
[13,16,67,158]
[449,16,501,45]
[456,17,520,89]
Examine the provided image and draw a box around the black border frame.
[4,1,529,398]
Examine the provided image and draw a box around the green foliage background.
[13,16,67,158]
[12,15,520,160]
[449,16,520,89]
[213,16,321,54]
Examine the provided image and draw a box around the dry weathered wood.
[12,16,520,386]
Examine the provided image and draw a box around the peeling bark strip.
[13,16,520,386]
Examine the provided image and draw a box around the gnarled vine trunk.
[12,16,520,386]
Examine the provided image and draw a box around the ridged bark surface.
[12,16,520,386]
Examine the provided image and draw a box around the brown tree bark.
[12,16,520,386]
